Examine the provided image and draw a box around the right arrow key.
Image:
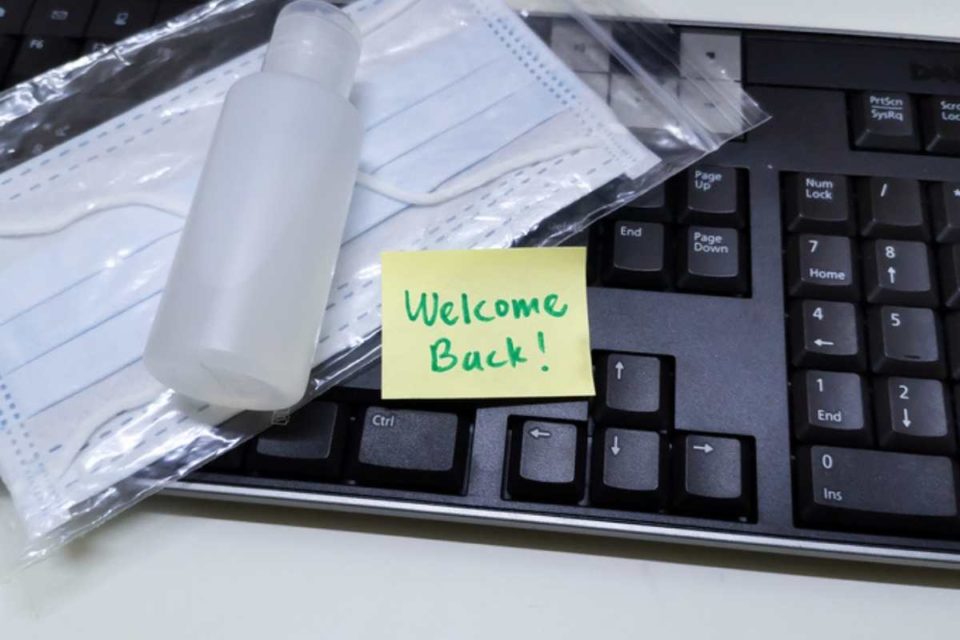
[673,433,755,520]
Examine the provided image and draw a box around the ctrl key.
[797,446,960,536]
[678,226,747,294]
[354,407,468,493]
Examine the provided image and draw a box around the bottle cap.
[263,0,361,96]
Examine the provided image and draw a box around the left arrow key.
[507,420,585,504]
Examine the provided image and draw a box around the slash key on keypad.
[677,226,746,294]
[787,234,858,300]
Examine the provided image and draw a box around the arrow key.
[875,377,956,455]
[673,433,754,520]
[507,420,585,504]
[863,239,937,307]
[594,353,670,428]
[592,428,667,510]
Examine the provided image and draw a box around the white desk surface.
[3,1,960,637]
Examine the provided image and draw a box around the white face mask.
[0,0,659,539]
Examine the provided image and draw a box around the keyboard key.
[81,38,111,54]
[673,434,753,520]
[858,177,928,240]
[354,407,468,493]
[24,0,95,37]
[550,18,610,73]
[591,428,666,510]
[507,420,585,504]
[922,95,960,155]
[796,445,959,536]
[786,234,858,300]
[6,35,79,85]
[0,0,33,34]
[677,226,746,294]
[86,0,157,40]
[868,306,946,378]
[783,173,854,235]
[850,91,920,152]
[862,239,937,307]
[680,165,744,227]
[947,314,960,380]
[593,353,669,428]
[930,181,960,243]
[938,244,960,309]
[791,370,872,446]
[621,184,671,223]
[789,300,865,371]
[874,377,956,455]
[601,221,670,288]
[251,401,346,480]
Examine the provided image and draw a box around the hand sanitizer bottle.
[145,0,362,410]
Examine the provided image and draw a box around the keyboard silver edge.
[166,481,960,569]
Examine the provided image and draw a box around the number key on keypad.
[791,370,872,446]
[868,306,946,377]
[787,234,858,300]
[875,377,955,455]
[863,239,937,306]
[789,300,866,371]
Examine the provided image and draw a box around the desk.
[2,496,960,639]
[2,1,960,637]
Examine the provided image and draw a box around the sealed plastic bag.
[0,0,767,561]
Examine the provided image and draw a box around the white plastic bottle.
[145,0,363,410]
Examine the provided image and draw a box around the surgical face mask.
[0,0,661,541]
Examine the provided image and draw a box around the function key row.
[591,165,750,296]
[850,90,960,156]
[784,173,960,241]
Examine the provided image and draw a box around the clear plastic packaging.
[0,0,768,562]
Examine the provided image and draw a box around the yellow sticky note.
[381,247,595,400]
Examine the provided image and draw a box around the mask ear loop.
[0,138,599,237]
[355,137,597,206]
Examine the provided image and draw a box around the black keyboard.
[4,5,960,566]
[0,0,207,87]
